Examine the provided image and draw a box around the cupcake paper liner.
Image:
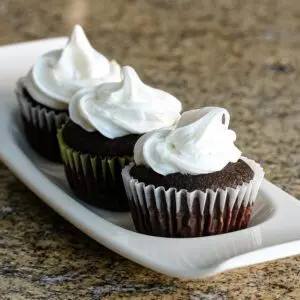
[122,157,264,238]
[57,129,132,211]
[16,79,69,162]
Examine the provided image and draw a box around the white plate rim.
[1,38,300,279]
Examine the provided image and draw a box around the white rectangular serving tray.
[1,38,300,279]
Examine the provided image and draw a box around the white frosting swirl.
[22,25,121,109]
[69,66,182,139]
[134,107,242,175]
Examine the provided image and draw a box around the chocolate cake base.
[122,158,261,237]
[130,159,254,192]
[62,121,141,157]
[22,116,63,162]
[59,121,141,211]
[18,87,69,163]
[63,157,131,211]
[129,188,253,237]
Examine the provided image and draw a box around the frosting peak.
[54,25,111,81]
[134,107,242,175]
[69,66,182,139]
[22,25,121,109]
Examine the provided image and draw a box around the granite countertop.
[1,0,300,299]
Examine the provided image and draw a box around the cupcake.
[58,66,182,211]
[15,25,121,162]
[122,107,264,237]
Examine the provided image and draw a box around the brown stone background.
[0,0,300,299]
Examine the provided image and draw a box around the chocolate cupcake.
[16,25,121,162]
[58,66,182,211]
[122,107,264,237]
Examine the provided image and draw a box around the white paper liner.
[122,157,264,237]
[15,79,69,132]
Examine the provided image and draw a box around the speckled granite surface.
[1,0,300,299]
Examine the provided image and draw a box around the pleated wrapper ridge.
[122,157,264,238]
[58,129,132,211]
[16,79,69,162]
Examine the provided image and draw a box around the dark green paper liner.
[58,129,132,211]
